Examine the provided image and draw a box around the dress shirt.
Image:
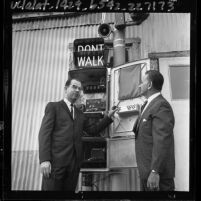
[141,92,161,115]
[64,98,74,119]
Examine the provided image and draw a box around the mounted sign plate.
[73,38,105,68]
[117,104,140,115]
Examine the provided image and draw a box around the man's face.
[138,74,150,97]
[65,79,82,103]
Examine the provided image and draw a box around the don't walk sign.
[73,38,105,68]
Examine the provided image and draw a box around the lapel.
[60,100,74,121]
[74,106,79,121]
[137,95,162,128]
[134,95,163,138]
[141,94,162,120]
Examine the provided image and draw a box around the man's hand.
[147,171,160,191]
[107,107,119,118]
[40,161,51,178]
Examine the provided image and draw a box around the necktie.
[133,100,148,138]
[70,103,74,119]
[141,100,148,114]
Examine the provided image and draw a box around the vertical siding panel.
[12,31,21,150]
[11,151,16,189]
[62,28,70,80]
[54,28,63,99]
[72,25,77,40]
[23,31,35,151]
[38,29,49,104]
[38,28,48,104]
[13,30,26,151]
[21,151,27,189]
[27,152,33,190]
[44,28,53,102]
[28,151,39,190]
[43,28,54,102]
[25,30,41,189]
[51,28,60,100]
[35,152,42,190]
[22,30,31,150]
[51,24,60,100]
[78,25,83,38]
[16,152,24,190]
[16,30,31,151]
[33,30,45,150]
[28,31,37,150]
[57,26,65,97]
[22,31,36,188]
[52,27,63,99]
[31,30,43,150]
[16,31,32,155]
[12,31,21,151]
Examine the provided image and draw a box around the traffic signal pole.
[110,13,128,191]
[113,13,126,67]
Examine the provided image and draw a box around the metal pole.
[113,15,126,67]
[110,13,128,191]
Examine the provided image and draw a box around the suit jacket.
[38,100,113,168]
[133,95,175,179]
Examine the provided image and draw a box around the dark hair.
[145,70,164,91]
[65,77,82,87]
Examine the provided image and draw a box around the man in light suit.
[133,70,175,191]
[38,78,117,191]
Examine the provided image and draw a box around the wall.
[12,13,190,190]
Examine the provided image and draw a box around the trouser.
[41,160,80,191]
[140,178,175,191]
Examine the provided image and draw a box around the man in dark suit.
[133,70,175,191]
[38,78,117,191]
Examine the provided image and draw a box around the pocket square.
[142,119,147,122]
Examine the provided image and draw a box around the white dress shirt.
[64,98,74,119]
[141,92,161,115]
